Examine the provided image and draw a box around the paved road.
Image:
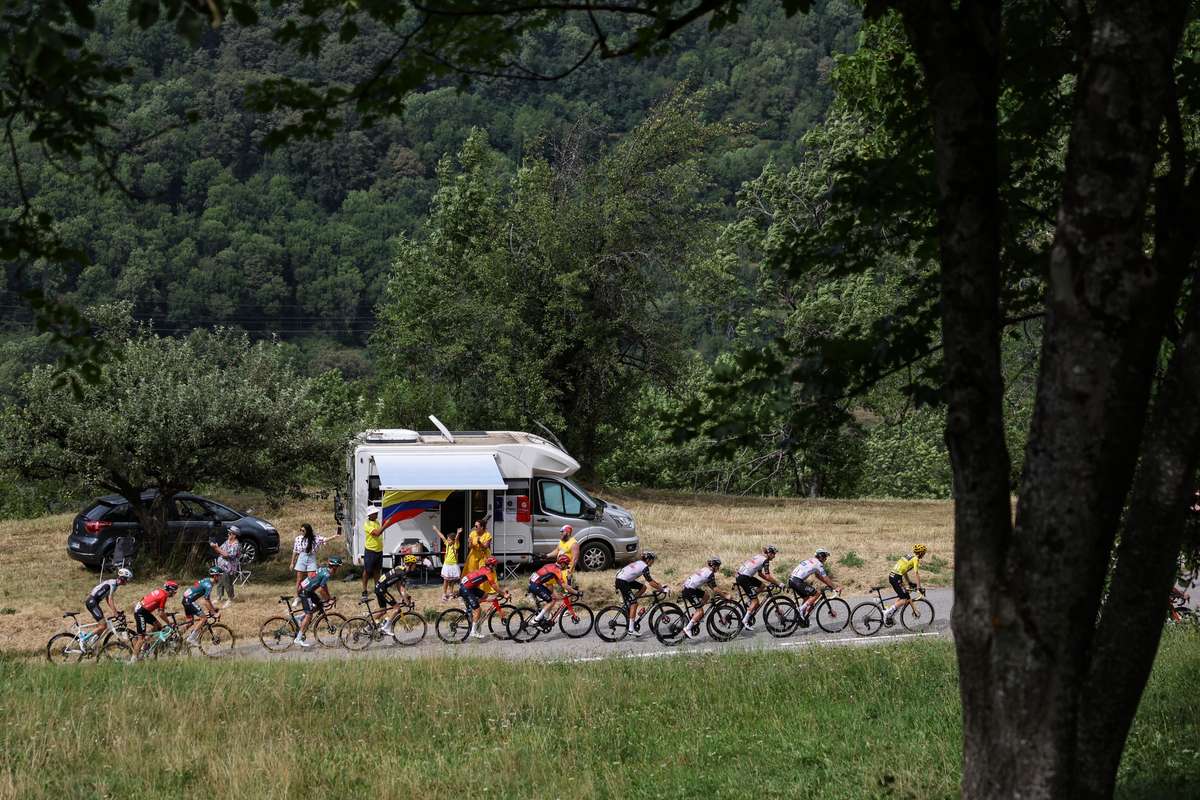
[233,588,956,664]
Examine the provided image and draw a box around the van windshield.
[562,478,599,509]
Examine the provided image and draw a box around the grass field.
[0,490,954,657]
[1,632,1196,800]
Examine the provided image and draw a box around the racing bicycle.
[507,589,594,642]
[594,588,670,642]
[850,585,935,635]
[340,593,427,650]
[436,592,518,644]
[258,595,347,652]
[46,610,132,663]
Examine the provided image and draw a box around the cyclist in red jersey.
[131,581,179,659]
[459,556,507,639]
[527,554,572,630]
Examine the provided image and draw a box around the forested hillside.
[1,0,998,515]
[0,0,857,347]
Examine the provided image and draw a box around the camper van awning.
[372,453,508,490]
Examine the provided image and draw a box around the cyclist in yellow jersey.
[883,544,927,625]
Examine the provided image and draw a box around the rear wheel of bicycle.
[437,608,472,644]
[850,602,884,636]
[558,602,594,638]
[506,606,541,643]
[100,636,132,662]
[196,623,236,658]
[594,605,630,642]
[706,601,743,641]
[152,634,189,660]
[762,596,800,638]
[339,617,375,651]
[901,599,935,632]
[816,597,852,633]
[314,612,347,648]
[389,612,427,646]
[652,603,688,646]
[259,616,298,653]
[46,633,82,664]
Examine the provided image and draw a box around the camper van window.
[539,481,584,517]
[561,478,598,508]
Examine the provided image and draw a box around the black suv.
[67,491,280,568]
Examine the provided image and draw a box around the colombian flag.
[381,490,453,532]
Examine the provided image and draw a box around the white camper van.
[339,421,640,572]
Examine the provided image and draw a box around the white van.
[339,420,640,572]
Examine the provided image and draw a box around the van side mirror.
[583,507,597,520]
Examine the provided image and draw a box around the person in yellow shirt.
[556,524,580,586]
[361,506,384,598]
[464,516,493,574]
[883,544,927,625]
[435,525,462,602]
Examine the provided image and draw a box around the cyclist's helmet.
[560,524,573,536]
[403,554,419,566]
[707,557,722,569]
[207,566,222,577]
[163,580,179,594]
[328,556,344,567]
[485,556,499,568]
[642,550,657,562]
[913,544,928,557]
[815,547,831,559]
[116,568,133,582]
[556,553,572,567]
[764,545,778,555]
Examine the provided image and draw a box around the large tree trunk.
[896,1,1190,797]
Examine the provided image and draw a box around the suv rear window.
[84,502,113,520]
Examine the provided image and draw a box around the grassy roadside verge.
[1,634,1196,799]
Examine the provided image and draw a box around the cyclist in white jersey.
[789,548,839,626]
[735,545,780,630]
[681,557,729,638]
[614,551,670,636]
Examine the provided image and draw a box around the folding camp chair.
[101,535,138,579]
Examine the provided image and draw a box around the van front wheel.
[579,541,613,572]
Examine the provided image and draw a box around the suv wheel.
[579,541,613,572]
[239,538,260,566]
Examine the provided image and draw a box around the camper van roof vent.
[365,429,421,443]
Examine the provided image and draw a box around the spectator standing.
[435,525,462,601]
[291,523,342,594]
[464,517,493,574]
[361,506,384,598]
[211,526,241,606]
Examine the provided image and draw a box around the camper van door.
[491,481,532,559]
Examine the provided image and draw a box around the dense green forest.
[0,0,1013,515]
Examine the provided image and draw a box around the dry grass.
[0,489,953,657]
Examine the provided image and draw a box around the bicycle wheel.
[594,605,630,642]
[506,606,541,643]
[196,623,236,658]
[762,596,800,638]
[901,599,935,632]
[340,616,375,651]
[706,601,743,641]
[652,603,688,646]
[259,616,298,652]
[850,602,884,636]
[558,602,594,638]
[314,612,347,648]
[436,608,472,643]
[151,633,188,660]
[816,597,852,633]
[485,604,519,640]
[46,633,83,664]
[100,635,132,662]
[390,612,427,646]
